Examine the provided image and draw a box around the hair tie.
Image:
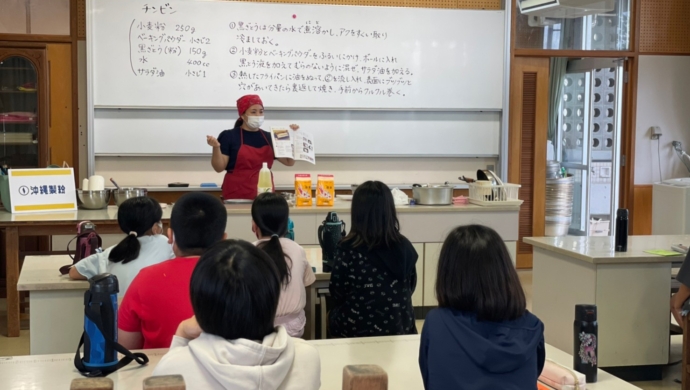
[271,234,279,239]
[129,231,138,237]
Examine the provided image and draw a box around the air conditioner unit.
[518,0,615,18]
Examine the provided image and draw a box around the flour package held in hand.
[316,175,335,206]
[295,174,312,207]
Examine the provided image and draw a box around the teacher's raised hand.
[207,135,221,148]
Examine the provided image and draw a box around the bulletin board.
[639,0,690,54]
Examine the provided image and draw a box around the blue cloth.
[217,126,274,172]
[419,308,545,390]
[286,218,295,241]
[676,252,690,315]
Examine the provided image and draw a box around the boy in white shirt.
[69,197,174,294]
[153,239,321,390]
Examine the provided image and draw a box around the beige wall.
[635,56,690,184]
[0,0,69,35]
[0,0,27,34]
[29,0,70,35]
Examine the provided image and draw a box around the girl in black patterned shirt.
[328,180,419,338]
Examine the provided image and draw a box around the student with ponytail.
[251,192,315,337]
[69,197,174,294]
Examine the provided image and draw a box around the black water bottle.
[83,274,119,371]
[615,208,629,252]
[574,304,598,383]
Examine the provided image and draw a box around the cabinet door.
[47,44,73,167]
[0,48,49,168]
[423,243,442,307]
[411,243,424,307]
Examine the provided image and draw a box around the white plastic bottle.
[257,162,272,195]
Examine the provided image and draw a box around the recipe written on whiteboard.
[271,127,315,164]
[94,0,505,108]
[130,2,413,99]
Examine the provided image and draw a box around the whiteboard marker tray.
[469,199,524,207]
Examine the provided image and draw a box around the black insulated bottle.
[574,304,598,383]
[615,208,629,252]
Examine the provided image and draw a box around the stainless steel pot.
[412,185,453,205]
[113,188,148,206]
[77,190,111,210]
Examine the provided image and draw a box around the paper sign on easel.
[8,168,78,214]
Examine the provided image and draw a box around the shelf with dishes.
[0,112,37,124]
[0,140,38,146]
[0,132,36,145]
[0,82,38,93]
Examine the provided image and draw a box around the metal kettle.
[318,212,346,272]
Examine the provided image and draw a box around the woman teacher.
[207,95,297,200]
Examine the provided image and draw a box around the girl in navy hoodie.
[419,225,545,390]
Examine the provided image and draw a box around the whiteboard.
[89,0,505,110]
[93,109,500,156]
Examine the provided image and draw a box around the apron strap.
[259,129,270,145]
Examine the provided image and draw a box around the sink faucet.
[672,141,690,174]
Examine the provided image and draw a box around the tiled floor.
[0,270,683,389]
[0,299,30,356]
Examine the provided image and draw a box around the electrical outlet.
[650,126,662,140]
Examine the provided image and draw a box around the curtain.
[548,57,568,143]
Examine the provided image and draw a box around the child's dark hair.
[108,197,163,264]
[435,225,526,322]
[191,240,280,341]
[341,180,402,250]
[171,192,227,255]
[251,192,291,285]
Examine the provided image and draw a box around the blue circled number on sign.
[18,186,30,196]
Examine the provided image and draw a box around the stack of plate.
[545,174,574,237]
[546,160,561,179]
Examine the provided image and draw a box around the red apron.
[222,129,274,200]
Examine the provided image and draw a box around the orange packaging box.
[316,174,335,206]
[295,174,312,207]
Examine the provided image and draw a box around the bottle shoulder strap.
[74,298,148,377]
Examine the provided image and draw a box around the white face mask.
[245,115,264,129]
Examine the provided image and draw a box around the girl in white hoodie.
[153,239,321,390]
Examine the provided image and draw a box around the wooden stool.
[143,375,186,390]
[70,378,114,390]
[342,365,388,390]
